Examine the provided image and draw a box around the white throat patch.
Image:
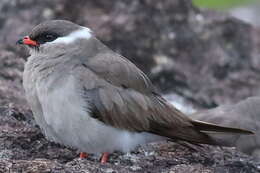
[50,27,92,44]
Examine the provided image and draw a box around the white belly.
[35,75,163,153]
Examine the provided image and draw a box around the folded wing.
[74,50,253,145]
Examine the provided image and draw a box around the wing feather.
[73,50,252,145]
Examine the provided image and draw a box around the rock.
[0,105,259,172]
[230,2,260,27]
[1,0,260,108]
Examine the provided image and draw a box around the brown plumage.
[76,43,253,145]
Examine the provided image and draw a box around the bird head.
[17,20,93,55]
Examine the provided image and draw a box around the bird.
[191,96,260,160]
[17,20,253,163]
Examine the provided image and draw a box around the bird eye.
[45,34,57,42]
[34,32,59,44]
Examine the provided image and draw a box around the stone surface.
[2,0,260,108]
[0,105,259,172]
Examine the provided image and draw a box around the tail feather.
[167,120,254,146]
[191,120,254,134]
[171,127,219,145]
[149,116,253,146]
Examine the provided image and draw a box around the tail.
[191,120,254,134]
[158,120,254,146]
[179,120,254,146]
[148,100,254,146]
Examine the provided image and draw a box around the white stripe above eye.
[50,27,92,44]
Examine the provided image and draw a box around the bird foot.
[100,152,110,164]
[79,152,88,159]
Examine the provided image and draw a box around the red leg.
[80,152,88,159]
[100,152,110,164]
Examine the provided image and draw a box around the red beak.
[17,36,38,46]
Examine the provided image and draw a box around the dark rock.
[1,0,260,108]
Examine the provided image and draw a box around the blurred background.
[194,0,257,10]
[0,0,260,111]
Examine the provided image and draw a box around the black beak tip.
[16,39,23,45]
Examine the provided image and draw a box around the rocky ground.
[0,0,260,172]
[0,105,259,172]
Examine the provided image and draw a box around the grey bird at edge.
[17,20,253,163]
